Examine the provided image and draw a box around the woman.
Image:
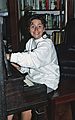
[7,14,60,120]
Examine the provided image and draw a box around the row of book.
[45,13,60,29]
[52,31,64,44]
[20,0,65,11]
[32,13,65,30]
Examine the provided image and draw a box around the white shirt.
[10,35,60,90]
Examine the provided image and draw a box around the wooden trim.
[67,0,74,21]
[7,0,20,52]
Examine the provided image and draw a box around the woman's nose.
[34,27,40,34]
[34,26,38,31]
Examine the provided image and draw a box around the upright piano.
[0,17,48,120]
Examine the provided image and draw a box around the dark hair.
[28,14,46,28]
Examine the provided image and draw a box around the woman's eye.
[30,24,43,30]
[38,25,42,28]
[31,25,35,29]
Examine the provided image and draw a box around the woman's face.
[29,19,45,39]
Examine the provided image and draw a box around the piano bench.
[47,79,75,120]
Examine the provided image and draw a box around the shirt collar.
[33,34,47,44]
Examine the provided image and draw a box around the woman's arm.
[6,53,21,70]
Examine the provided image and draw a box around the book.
[50,0,55,10]
[35,0,39,10]
[48,14,53,29]
[46,0,49,10]
[21,0,24,10]
[57,0,61,10]
[49,0,51,9]
[39,0,42,10]
[42,0,46,10]
[52,31,62,45]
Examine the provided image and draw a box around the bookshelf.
[7,0,73,51]
[18,0,66,45]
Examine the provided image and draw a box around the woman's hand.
[11,63,21,71]
[6,54,10,60]
[6,54,21,71]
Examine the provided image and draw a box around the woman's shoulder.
[26,38,33,44]
[43,34,53,42]
[44,37,53,45]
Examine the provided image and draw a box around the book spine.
[46,0,49,10]
[50,0,55,10]
[42,0,46,10]
[52,31,62,45]
[45,14,48,29]
[48,14,53,29]
[21,0,24,10]
[39,0,42,10]
[49,0,51,9]
[56,0,61,10]
[35,0,39,10]
[29,0,34,8]
[52,31,56,43]
[33,0,36,9]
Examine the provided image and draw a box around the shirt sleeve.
[10,39,58,69]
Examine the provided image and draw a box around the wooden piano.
[0,17,48,120]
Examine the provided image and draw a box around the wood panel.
[67,0,74,21]
[7,0,20,52]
